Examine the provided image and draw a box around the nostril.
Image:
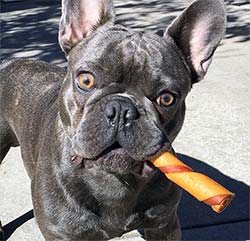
[106,106,116,120]
[105,101,120,126]
[125,108,139,121]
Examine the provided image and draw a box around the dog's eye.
[77,73,95,91]
[157,92,175,107]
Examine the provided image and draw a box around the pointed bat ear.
[164,0,226,83]
[58,0,115,55]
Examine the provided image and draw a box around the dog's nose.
[105,96,139,127]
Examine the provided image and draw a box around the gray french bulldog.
[0,0,226,240]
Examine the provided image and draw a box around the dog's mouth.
[71,142,156,178]
[98,141,123,157]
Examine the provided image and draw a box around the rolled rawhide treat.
[151,152,235,213]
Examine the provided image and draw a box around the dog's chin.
[71,143,156,178]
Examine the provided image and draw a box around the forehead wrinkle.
[126,35,165,96]
[108,32,144,86]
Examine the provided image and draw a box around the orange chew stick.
[151,152,234,213]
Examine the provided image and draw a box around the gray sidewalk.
[0,0,250,241]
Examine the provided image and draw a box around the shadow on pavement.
[224,0,250,42]
[1,0,249,64]
[114,0,184,32]
[177,154,250,241]
[2,210,34,240]
[1,0,65,65]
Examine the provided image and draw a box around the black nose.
[105,96,139,127]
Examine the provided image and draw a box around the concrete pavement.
[0,0,250,240]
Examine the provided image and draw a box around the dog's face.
[58,0,226,177]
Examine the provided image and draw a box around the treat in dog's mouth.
[71,142,156,177]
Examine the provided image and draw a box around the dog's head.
[58,0,226,176]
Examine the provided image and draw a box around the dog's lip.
[71,147,130,166]
[71,142,126,162]
[140,160,156,178]
[71,155,84,164]
[70,141,170,177]
[98,142,125,158]
[70,149,157,177]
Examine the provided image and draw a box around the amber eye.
[77,73,95,91]
[157,92,175,107]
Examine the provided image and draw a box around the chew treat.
[151,152,234,213]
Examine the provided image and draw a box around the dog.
[0,0,226,240]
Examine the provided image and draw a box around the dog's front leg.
[144,215,181,241]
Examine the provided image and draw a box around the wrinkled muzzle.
[72,95,170,161]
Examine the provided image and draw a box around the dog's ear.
[59,0,115,55]
[164,0,226,83]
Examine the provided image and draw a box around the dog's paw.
[0,221,4,241]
